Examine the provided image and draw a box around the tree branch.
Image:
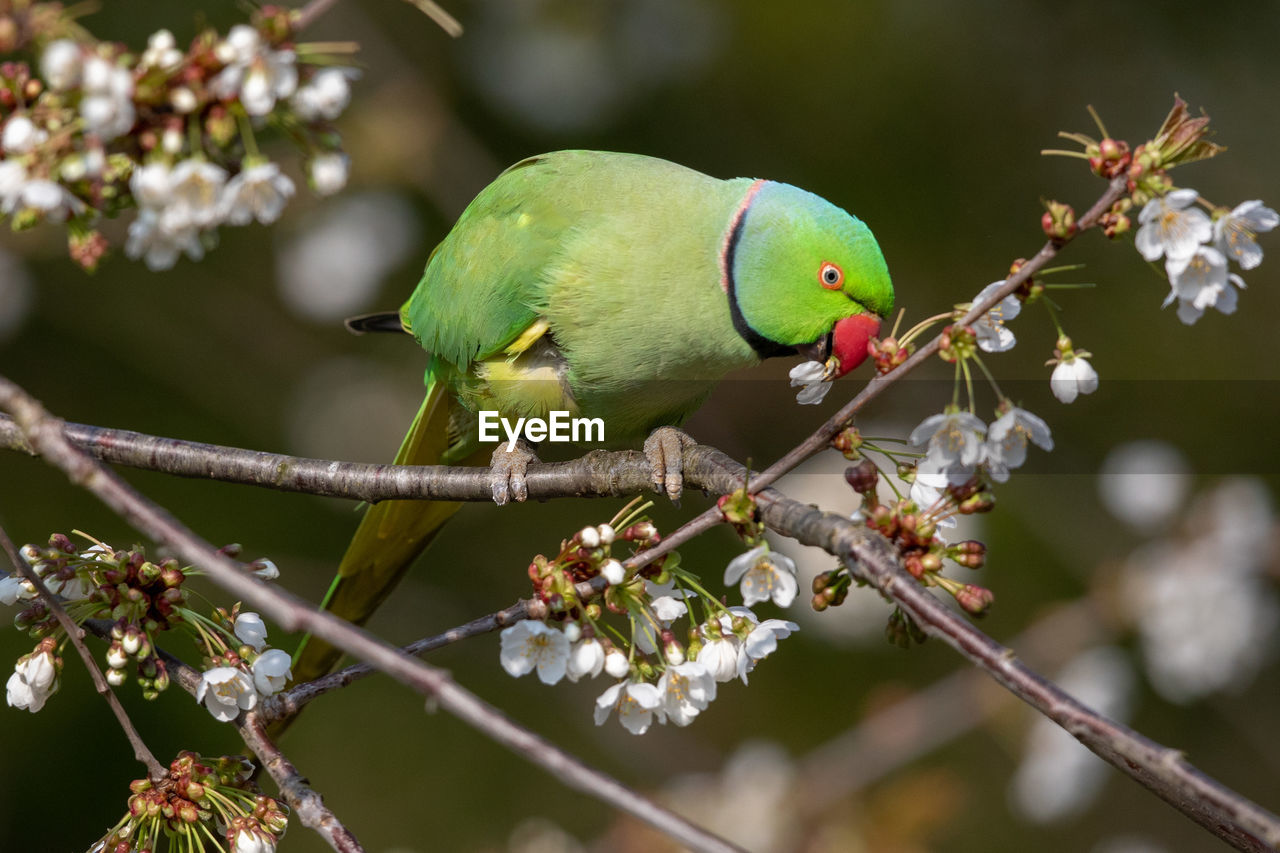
[0,524,167,781]
[0,374,744,853]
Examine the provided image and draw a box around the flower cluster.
[2,532,281,715]
[909,402,1054,492]
[0,4,355,270]
[499,502,800,734]
[93,751,288,853]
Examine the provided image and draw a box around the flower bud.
[577,526,601,549]
[600,559,625,586]
[1041,200,1078,243]
[844,460,878,494]
[597,524,615,545]
[604,650,629,678]
[956,584,994,615]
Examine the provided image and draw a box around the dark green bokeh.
[2,2,1278,851]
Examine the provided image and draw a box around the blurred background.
[2,1,1279,851]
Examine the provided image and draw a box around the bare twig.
[0,523,167,781]
[0,375,744,853]
[292,0,463,37]
[684,448,1280,853]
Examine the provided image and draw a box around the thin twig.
[292,0,463,37]
[0,375,744,853]
[137,639,367,853]
[0,523,167,780]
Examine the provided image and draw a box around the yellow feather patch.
[503,318,551,356]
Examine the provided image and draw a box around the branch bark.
[0,375,744,853]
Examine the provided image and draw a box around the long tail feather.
[280,380,459,730]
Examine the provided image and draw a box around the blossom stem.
[1086,104,1110,139]
[960,359,976,415]
[898,312,952,348]
[970,354,1005,402]
[1039,148,1092,159]
[235,106,261,160]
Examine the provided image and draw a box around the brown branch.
[0,523,167,781]
[292,0,463,37]
[684,448,1280,853]
[144,641,365,853]
[0,375,744,853]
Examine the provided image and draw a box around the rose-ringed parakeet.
[288,150,893,688]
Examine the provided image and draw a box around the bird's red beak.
[829,313,880,378]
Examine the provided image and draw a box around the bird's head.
[726,181,893,378]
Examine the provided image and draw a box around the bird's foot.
[643,426,696,503]
[490,439,539,505]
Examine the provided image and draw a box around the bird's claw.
[490,440,538,505]
[643,426,696,503]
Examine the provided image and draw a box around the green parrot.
[288,149,893,689]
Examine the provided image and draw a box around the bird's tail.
[280,379,460,729]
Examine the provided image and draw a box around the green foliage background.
[1,2,1278,851]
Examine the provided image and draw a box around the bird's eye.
[819,261,844,290]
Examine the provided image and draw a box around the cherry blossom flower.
[789,360,831,405]
[631,596,685,654]
[1164,245,1242,325]
[221,161,295,225]
[593,681,662,734]
[1213,200,1278,270]
[499,620,569,685]
[694,629,741,682]
[80,55,136,141]
[0,573,36,605]
[0,161,27,213]
[6,645,59,713]
[233,612,268,651]
[735,611,799,684]
[657,661,717,726]
[310,152,350,196]
[603,649,630,678]
[971,280,1021,353]
[17,178,83,221]
[229,818,277,853]
[1049,344,1098,404]
[40,40,82,91]
[213,26,297,117]
[292,68,355,122]
[126,209,205,270]
[140,30,184,73]
[252,649,292,695]
[985,406,1054,482]
[2,115,46,154]
[566,637,605,682]
[1135,188,1211,271]
[197,666,258,722]
[723,544,799,608]
[165,159,229,229]
[909,408,987,485]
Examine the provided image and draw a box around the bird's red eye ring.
[819,261,844,290]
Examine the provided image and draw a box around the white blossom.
[140,30,184,72]
[736,613,799,683]
[789,360,831,405]
[1135,188,1211,270]
[165,159,228,229]
[310,153,350,196]
[600,558,625,586]
[106,645,128,670]
[79,56,135,141]
[0,160,28,213]
[196,666,257,722]
[221,162,295,225]
[603,649,630,678]
[971,280,1021,352]
[6,647,58,712]
[593,681,662,734]
[126,209,205,271]
[694,631,741,682]
[1098,441,1191,531]
[230,824,276,853]
[252,649,292,695]
[723,545,799,608]
[984,407,1054,483]
[1213,200,1277,271]
[631,595,685,654]
[18,179,82,221]
[499,620,569,685]
[213,26,296,117]
[0,573,36,605]
[1050,353,1098,404]
[2,115,46,154]
[657,661,716,726]
[909,409,987,485]
[40,40,82,91]
[292,68,354,121]
[1164,246,1242,325]
[250,559,280,581]
[566,637,605,682]
[234,612,268,651]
